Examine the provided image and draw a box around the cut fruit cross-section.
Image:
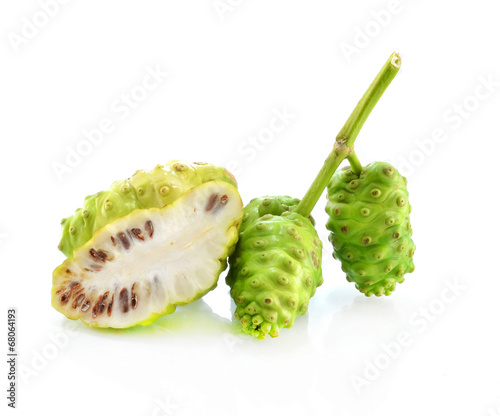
[52,181,243,328]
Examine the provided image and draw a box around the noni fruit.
[325,162,415,296]
[226,196,323,339]
[52,181,243,328]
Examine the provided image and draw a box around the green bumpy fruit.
[226,196,323,339]
[59,161,236,257]
[52,181,243,328]
[325,162,415,296]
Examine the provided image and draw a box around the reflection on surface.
[75,298,232,338]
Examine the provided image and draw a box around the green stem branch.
[295,52,401,218]
[347,150,363,176]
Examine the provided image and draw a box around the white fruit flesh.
[52,181,243,328]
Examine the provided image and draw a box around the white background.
[1,1,500,415]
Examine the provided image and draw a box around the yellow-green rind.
[325,162,415,296]
[227,196,323,339]
[59,161,237,258]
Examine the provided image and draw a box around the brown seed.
[110,236,116,246]
[97,303,105,316]
[60,292,70,304]
[95,249,108,262]
[205,193,219,212]
[119,288,129,313]
[131,283,138,310]
[72,294,85,309]
[117,232,130,250]
[107,295,114,317]
[97,292,109,315]
[131,228,145,241]
[69,281,80,290]
[145,221,154,238]
[70,285,84,300]
[89,264,103,272]
[212,195,229,213]
[72,287,85,298]
[92,295,103,318]
[81,299,90,312]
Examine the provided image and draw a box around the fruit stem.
[347,150,363,175]
[295,52,401,218]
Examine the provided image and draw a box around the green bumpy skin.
[325,162,415,296]
[226,196,323,339]
[59,161,237,257]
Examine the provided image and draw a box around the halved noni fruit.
[52,181,243,328]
